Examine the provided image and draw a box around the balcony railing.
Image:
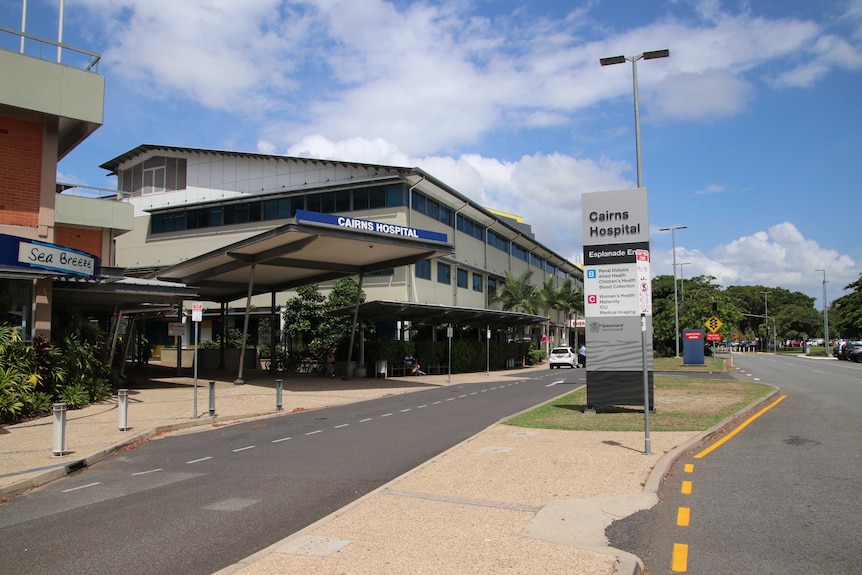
[57,183,130,201]
[0,24,100,72]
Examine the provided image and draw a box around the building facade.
[103,145,584,350]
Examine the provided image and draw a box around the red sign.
[706,333,722,342]
[684,331,703,340]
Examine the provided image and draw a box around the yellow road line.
[672,542,689,572]
[695,395,787,459]
[684,463,694,473]
[677,506,691,526]
[681,480,692,494]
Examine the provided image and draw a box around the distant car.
[549,347,577,369]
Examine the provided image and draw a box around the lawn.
[506,375,773,432]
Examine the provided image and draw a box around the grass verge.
[506,376,773,432]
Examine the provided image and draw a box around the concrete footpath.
[0,362,713,575]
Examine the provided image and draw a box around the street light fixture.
[760,291,772,353]
[600,49,670,187]
[815,269,829,354]
[660,225,687,357]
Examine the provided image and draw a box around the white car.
[549,347,577,369]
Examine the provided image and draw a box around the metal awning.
[334,300,547,329]
[150,211,454,302]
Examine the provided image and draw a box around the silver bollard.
[276,379,283,412]
[52,403,67,457]
[118,389,129,431]
[208,380,216,417]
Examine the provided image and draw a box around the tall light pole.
[660,226,687,357]
[760,291,771,352]
[600,49,670,187]
[815,269,829,354]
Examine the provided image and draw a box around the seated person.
[403,352,425,375]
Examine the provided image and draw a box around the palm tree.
[557,278,584,320]
[492,270,540,314]
[538,276,562,353]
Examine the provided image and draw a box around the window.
[415,260,431,280]
[457,268,468,288]
[512,243,528,262]
[487,277,497,296]
[457,214,485,241]
[143,166,165,195]
[530,253,544,270]
[437,262,451,285]
[472,272,483,292]
[488,230,509,252]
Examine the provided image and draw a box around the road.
[608,354,862,574]
[0,370,580,575]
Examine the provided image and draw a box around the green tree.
[537,276,561,351]
[775,305,823,343]
[492,270,540,314]
[833,274,862,339]
[282,283,326,352]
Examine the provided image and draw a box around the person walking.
[324,347,336,378]
[578,344,586,368]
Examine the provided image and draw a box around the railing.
[57,182,130,202]
[0,24,101,72]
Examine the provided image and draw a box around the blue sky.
[3,0,860,305]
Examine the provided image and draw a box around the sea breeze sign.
[581,188,654,409]
[0,234,99,278]
[295,210,449,243]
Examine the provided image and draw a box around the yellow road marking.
[695,395,787,459]
[681,480,692,494]
[672,542,689,572]
[677,506,691,526]
[684,463,694,473]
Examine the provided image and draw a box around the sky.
[3,0,861,307]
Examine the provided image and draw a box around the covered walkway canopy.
[147,210,455,382]
[337,300,546,329]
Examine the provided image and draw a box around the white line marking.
[305,430,322,435]
[381,413,393,417]
[458,394,467,398]
[131,468,163,476]
[417,404,428,408]
[62,482,100,493]
[232,445,256,452]
[359,417,373,422]
[400,408,412,412]
[447,397,455,401]
[272,437,291,443]
[334,423,350,428]
[433,401,442,405]
[187,456,213,464]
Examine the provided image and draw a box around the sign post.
[192,303,202,418]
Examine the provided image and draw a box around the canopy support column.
[234,263,256,385]
[342,274,364,380]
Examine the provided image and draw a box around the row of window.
[148,182,571,281]
[415,261,495,294]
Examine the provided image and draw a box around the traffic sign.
[704,316,723,333]
[706,332,722,342]
[192,302,203,322]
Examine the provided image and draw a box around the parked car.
[549,347,577,369]
[844,343,862,362]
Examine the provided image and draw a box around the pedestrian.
[578,344,586,368]
[324,347,336,378]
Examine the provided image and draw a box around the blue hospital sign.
[295,210,448,243]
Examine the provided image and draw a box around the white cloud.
[655,223,858,300]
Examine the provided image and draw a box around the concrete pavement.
[1,361,716,574]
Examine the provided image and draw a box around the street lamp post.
[600,49,669,187]
[815,269,829,354]
[760,291,771,353]
[660,226,687,357]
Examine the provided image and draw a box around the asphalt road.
[0,370,581,575]
[608,354,862,574]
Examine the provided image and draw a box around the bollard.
[52,403,67,457]
[208,380,216,418]
[118,389,129,431]
[276,379,283,412]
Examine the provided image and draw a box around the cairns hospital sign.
[581,188,654,410]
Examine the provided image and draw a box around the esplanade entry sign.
[582,188,654,409]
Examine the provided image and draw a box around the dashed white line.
[62,482,100,493]
[359,417,373,422]
[433,401,442,405]
[232,445,256,452]
[400,408,412,412]
[305,430,322,436]
[187,456,213,464]
[334,423,350,429]
[417,404,428,408]
[381,413,393,417]
[446,398,455,401]
[272,437,291,443]
[131,468,163,476]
